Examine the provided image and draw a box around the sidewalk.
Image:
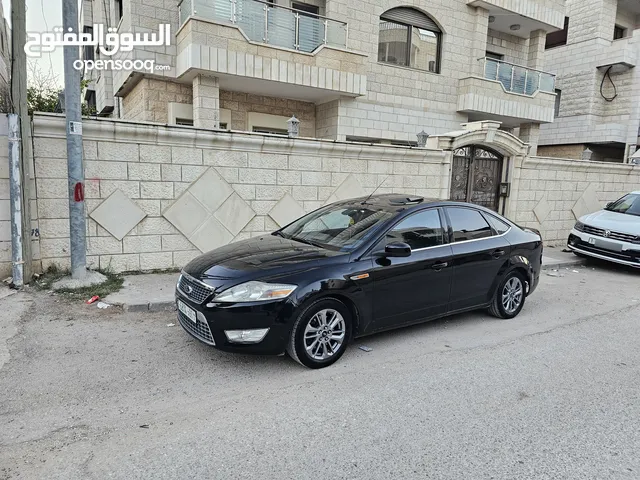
[104,249,584,313]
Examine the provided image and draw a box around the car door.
[444,207,512,312]
[369,208,454,331]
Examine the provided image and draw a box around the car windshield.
[277,203,395,251]
[604,193,640,216]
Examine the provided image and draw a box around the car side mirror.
[384,242,411,258]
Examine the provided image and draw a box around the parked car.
[175,194,543,368]
[568,191,640,268]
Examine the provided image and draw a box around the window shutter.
[380,7,441,33]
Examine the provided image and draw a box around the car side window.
[384,209,444,250]
[447,207,493,242]
[484,213,511,235]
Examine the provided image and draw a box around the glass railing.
[481,57,556,95]
[178,0,348,53]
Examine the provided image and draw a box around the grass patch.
[34,266,124,301]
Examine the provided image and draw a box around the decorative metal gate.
[450,146,504,211]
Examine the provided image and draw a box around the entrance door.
[450,146,504,211]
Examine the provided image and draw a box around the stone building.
[82,0,564,150]
[538,0,640,163]
[0,2,11,108]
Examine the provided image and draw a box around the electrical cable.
[600,66,618,102]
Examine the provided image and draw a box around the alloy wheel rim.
[502,277,523,314]
[303,309,346,361]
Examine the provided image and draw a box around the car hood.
[182,235,345,287]
[580,210,640,235]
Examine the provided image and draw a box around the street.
[1,260,640,479]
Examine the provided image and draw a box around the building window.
[614,25,627,40]
[291,2,320,15]
[219,122,228,130]
[115,0,123,22]
[253,127,288,135]
[378,7,442,74]
[175,118,194,126]
[486,51,503,61]
[554,89,561,117]
[83,26,95,61]
[546,17,569,49]
[85,90,96,113]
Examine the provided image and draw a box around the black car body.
[176,194,543,368]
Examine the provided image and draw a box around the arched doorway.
[450,145,504,211]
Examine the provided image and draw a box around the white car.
[567,192,640,268]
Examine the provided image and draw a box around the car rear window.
[484,213,511,235]
[447,207,493,242]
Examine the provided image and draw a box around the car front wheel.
[286,298,351,369]
[489,271,526,319]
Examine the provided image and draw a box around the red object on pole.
[74,182,84,202]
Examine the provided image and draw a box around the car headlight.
[214,281,297,303]
[574,221,585,231]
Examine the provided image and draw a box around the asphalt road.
[1,259,640,479]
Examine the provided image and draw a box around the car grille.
[178,274,214,304]
[178,311,215,345]
[582,224,639,243]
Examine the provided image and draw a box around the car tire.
[286,298,352,369]
[488,270,527,319]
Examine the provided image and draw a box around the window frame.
[545,16,569,49]
[370,207,449,254]
[613,25,627,40]
[444,206,500,244]
[554,88,562,117]
[378,15,442,74]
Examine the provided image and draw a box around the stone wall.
[121,79,193,123]
[511,156,640,245]
[30,114,448,274]
[219,91,316,137]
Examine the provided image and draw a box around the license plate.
[177,300,197,323]
[594,238,623,252]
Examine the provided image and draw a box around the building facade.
[538,0,640,163]
[82,0,564,151]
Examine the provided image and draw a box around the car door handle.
[432,262,448,271]
[491,249,506,258]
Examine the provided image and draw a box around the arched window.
[378,7,442,73]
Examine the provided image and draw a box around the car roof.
[340,193,502,216]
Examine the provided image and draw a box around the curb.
[541,259,586,271]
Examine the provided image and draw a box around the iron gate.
[450,146,504,211]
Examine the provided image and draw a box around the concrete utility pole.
[62,0,87,279]
[10,0,33,285]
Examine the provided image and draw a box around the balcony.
[176,0,367,101]
[457,58,557,126]
[179,0,348,53]
[594,34,638,72]
[467,0,565,36]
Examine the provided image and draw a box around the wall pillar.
[469,7,490,77]
[192,75,220,129]
[519,124,540,156]
[527,29,546,71]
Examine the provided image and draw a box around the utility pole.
[10,0,33,285]
[62,0,87,279]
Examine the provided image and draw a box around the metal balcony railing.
[178,0,348,53]
[481,57,556,96]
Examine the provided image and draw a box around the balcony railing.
[481,57,556,96]
[178,0,348,53]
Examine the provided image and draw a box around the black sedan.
[176,194,543,368]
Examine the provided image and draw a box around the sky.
[3,0,66,85]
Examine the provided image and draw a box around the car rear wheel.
[489,271,526,319]
[286,298,351,369]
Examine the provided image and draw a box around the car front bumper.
[175,289,295,355]
[567,229,640,268]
